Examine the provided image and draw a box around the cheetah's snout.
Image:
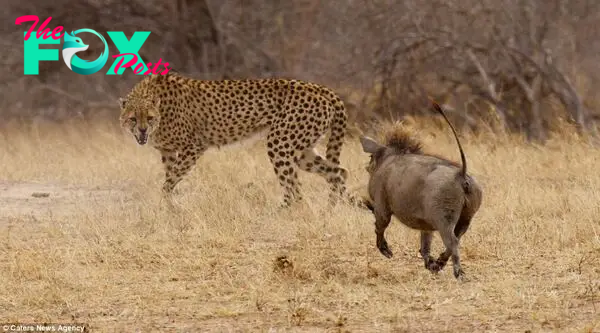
[136,129,148,145]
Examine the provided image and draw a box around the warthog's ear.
[360,136,382,154]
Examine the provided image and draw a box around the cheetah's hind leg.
[295,147,350,206]
[160,192,185,214]
[295,148,369,209]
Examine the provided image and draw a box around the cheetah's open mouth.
[136,133,148,145]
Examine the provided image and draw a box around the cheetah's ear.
[360,136,383,154]
[118,97,127,110]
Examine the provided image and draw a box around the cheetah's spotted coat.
[119,72,360,208]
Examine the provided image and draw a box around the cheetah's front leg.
[160,146,205,204]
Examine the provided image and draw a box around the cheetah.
[118,71,362,208]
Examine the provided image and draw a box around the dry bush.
[0,120,598,331]
[2,0,600,143]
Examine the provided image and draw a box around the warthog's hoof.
[453,267,465,280]
[377,241,393,258]
[434,258,448,270]
[426,260,443,273]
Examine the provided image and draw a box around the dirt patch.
[0,181,130,220]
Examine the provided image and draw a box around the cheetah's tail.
[325,97,348,166]
[325,95,369,210]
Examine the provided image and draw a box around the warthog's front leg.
[374,207,393,258]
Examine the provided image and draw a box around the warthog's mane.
[380,122,423,154]
[379,121,460,167]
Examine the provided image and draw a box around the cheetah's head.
[118,95,161,146]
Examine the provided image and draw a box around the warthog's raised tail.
[430,100,467,179]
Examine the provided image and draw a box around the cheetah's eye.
[147,116,154,122]
[129,117,136,123]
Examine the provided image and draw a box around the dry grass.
[0,119,599,333]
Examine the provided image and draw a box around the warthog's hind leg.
[420,231,442,272]
[435,215,472,278]
[437,225,464,279]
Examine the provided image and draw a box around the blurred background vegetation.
[2,0,600,142]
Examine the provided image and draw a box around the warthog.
[359,101,483,279]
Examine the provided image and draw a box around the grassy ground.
[0,119,598,332]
